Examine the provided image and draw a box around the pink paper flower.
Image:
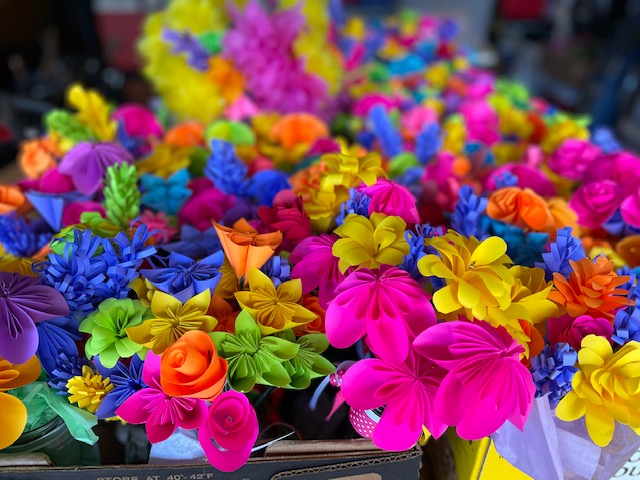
[547,139,600,181]
[547,314,614,350]
[198,390,258,472]
[113,105,163,138]
[484,164,556,197]
[621,188,640,229]
[569,180,622,229]
[133,210,179,244]
[19,167,75,194]
[62,201,106,227]
[290,234,352,308]
[401,106,438,138]
[341,345,447,450]
[115,351,208,443]
[414,320,535,440]
[460,100,499,146]
[224,95,260,121]
[351,94,399,117]
[584,151,640,197]
[358,178,420,224]
[178,182,235,232]
[257,190,311,250]
[325,265,437,363]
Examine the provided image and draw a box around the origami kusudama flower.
[549,257,630,321]
[0,272,69,364]
[160,330,227,401]
[211,309,299,392]
[333,213,409,273]
[569,180,622,229]
[341,345,447,451]
[58,142,133,196]
[116,351,208,443]
[418,232,514,321]
[0,355,41,449]
[556,335,640,446]
[79,298,151,368]
[548,314,614,350]
[66,365,114,413]
[326,265,437,363]
[486,186,553,232]
[257,190,311,250]
[276,329,335,389]
[235,268,316,336]
[214,219,282,281]
[125,289,217,355]
[357,179,420,225]
[414,320,535,439]
[198,390,259,472]
[547,139,600,181]
[94,355,145,419]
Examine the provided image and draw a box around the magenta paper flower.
[290,234,352,308]
[547,314,613,350]
[198,390,258,472]
[584,151,640,197]
[358,179,420,224]
[484,164,556,197]
[621,188,640,229]
[257,190,311,251]
[569,180,622,229]
[0,272,69,364]
[547,139,600,182]
[18,167,75,194]
[325,265,437,363]
[115,351,208,443]
[414,320,535,440]
[62,201,106,227]
[112,105,163,138]
[59,142,133,196]
[341,346,447,450]
[460,100,499,146]
[178,180,235,232]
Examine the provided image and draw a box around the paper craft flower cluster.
[2,0,640,473]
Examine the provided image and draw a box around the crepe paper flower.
[163,225,222,260]
[125,289,217,355]
[0,254,37,277]
[18,137,59,179]
[612,306,640,346]
[209,295,239,334]
[206,56,246,103]
[275,329,335,389]
[48,352,89,394]
[115,351,208,443]
[79,212,122,238]
[0,185,27,215]
[234,268,316,336]
[62,201,106,227]
[94,354,146,419]
[357,178,420,225]
[213,219,282,281]
[556,335,640,446]
[333,213,409,274]
[269,113,328,151]
[0,271,70,364]
[204,140,248,197]
[569,180,623,229]
[198,390,259,472]
[415,320,535,439]
[58,142,132,196]
[335,189,371,227]
[0,213,50,257]
[140,169,191,216]
[293,295,326,336]
[535,227,586,282]
[79,298,151,368]
[418,232,514,321]
[530,343,578,408]
[486,186,553,232]
[546,139,600,181]
[67,83,117,141]
[66,365,114,413]
[584,151,640,197]
[549,257,630,321]
[179,183,236,232]
[135,143,192,178]
[415,123,441,164]
[326,265,436,363]
[257,190,311,250]
[369,104,402,158]
[0,355,41,449]
[450,185,488,238]
[320,150,386,191]
[548,314,614,350]
[259,256,291,288]
[141,251,223,304]
[36,315,81,374]
[341,344,447,450]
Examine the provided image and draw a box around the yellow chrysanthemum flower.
[67,84,117,142]
[66,365,114,414]
[319,147,386,192]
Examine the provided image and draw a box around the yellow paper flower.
[125,289,217,354]
[303,186,349,233]
[556,335,640,447]
[333,213,409,273]
[66,365,114,414]
[135,143,192,178]
[67,84,117,142]
[541,118,589,154]
[0,255,36,276]
[425,62,450,91]
[214,258,240,299]
[319,144,386,191]
[235,268,317,335]
[419,231,514,320]
[441,119,466,154]
[129,277,156,307]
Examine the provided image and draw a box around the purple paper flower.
[450,185,488,238]
[530,343,578,408]
[494,171,519,189]
[162,225,222,260]
[0,272,70,364]
[94,354,146,419]
[204,140,248,196]
[246,170,290,207]
[59,142,133,196]
[415,123,441,164]
[36,315,81,374]
[259,255,290,287]
[336,189,371,226]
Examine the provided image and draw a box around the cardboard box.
[0,439,423,480]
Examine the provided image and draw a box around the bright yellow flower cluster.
[67,84,117,142]
[66,365,114,414]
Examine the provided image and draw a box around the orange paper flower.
[549,257,630,321]
[0,186,27,215]
[616,235,640,268]
[160,330,228,401]
[293,295,326,336]
[213,219,282,281]
[209,294,239,334]
[269,113,329,149]
[206,57,245,103]
[165,122,205,148]
[18,138,59,179]
[487,186,553,232]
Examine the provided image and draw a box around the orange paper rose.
[549,257,630,321]
[160,330,228,401]
[487,186,553,232]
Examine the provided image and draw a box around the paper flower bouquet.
[2,1,640,477]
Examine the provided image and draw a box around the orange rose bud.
[159,330,228,401]
[487,186,553,232]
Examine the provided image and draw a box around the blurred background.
[0,0,639,168]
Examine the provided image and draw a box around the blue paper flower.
[535,227,586,281]
[0,213,50,257]
[204,140,248,196]
[369,104,402,158]
[591,126,621,154]
[246,169,291,207]
[494,171,519,189]
[48,352,90,395]
[94,354,146,419]
[415,123,441,164]
[335,189,371,226]
[116,122,147,158]
[612,306,640,346]
[530,343,578,408]
[355,130,376,151]
[400,223,443,283]
[260,255,291,287]
[141,250,224,303]
[482,218,548,267]
[602,209,640,237]
[140,169,191,216]
[162,225,222,259]
[617,266,640,301]
[36,316,81,375]
[450,185,488,238]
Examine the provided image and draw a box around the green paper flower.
[79,298,152,368]
[275,330,335,389]
[104,163,140,228]
[210,309,299,392]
